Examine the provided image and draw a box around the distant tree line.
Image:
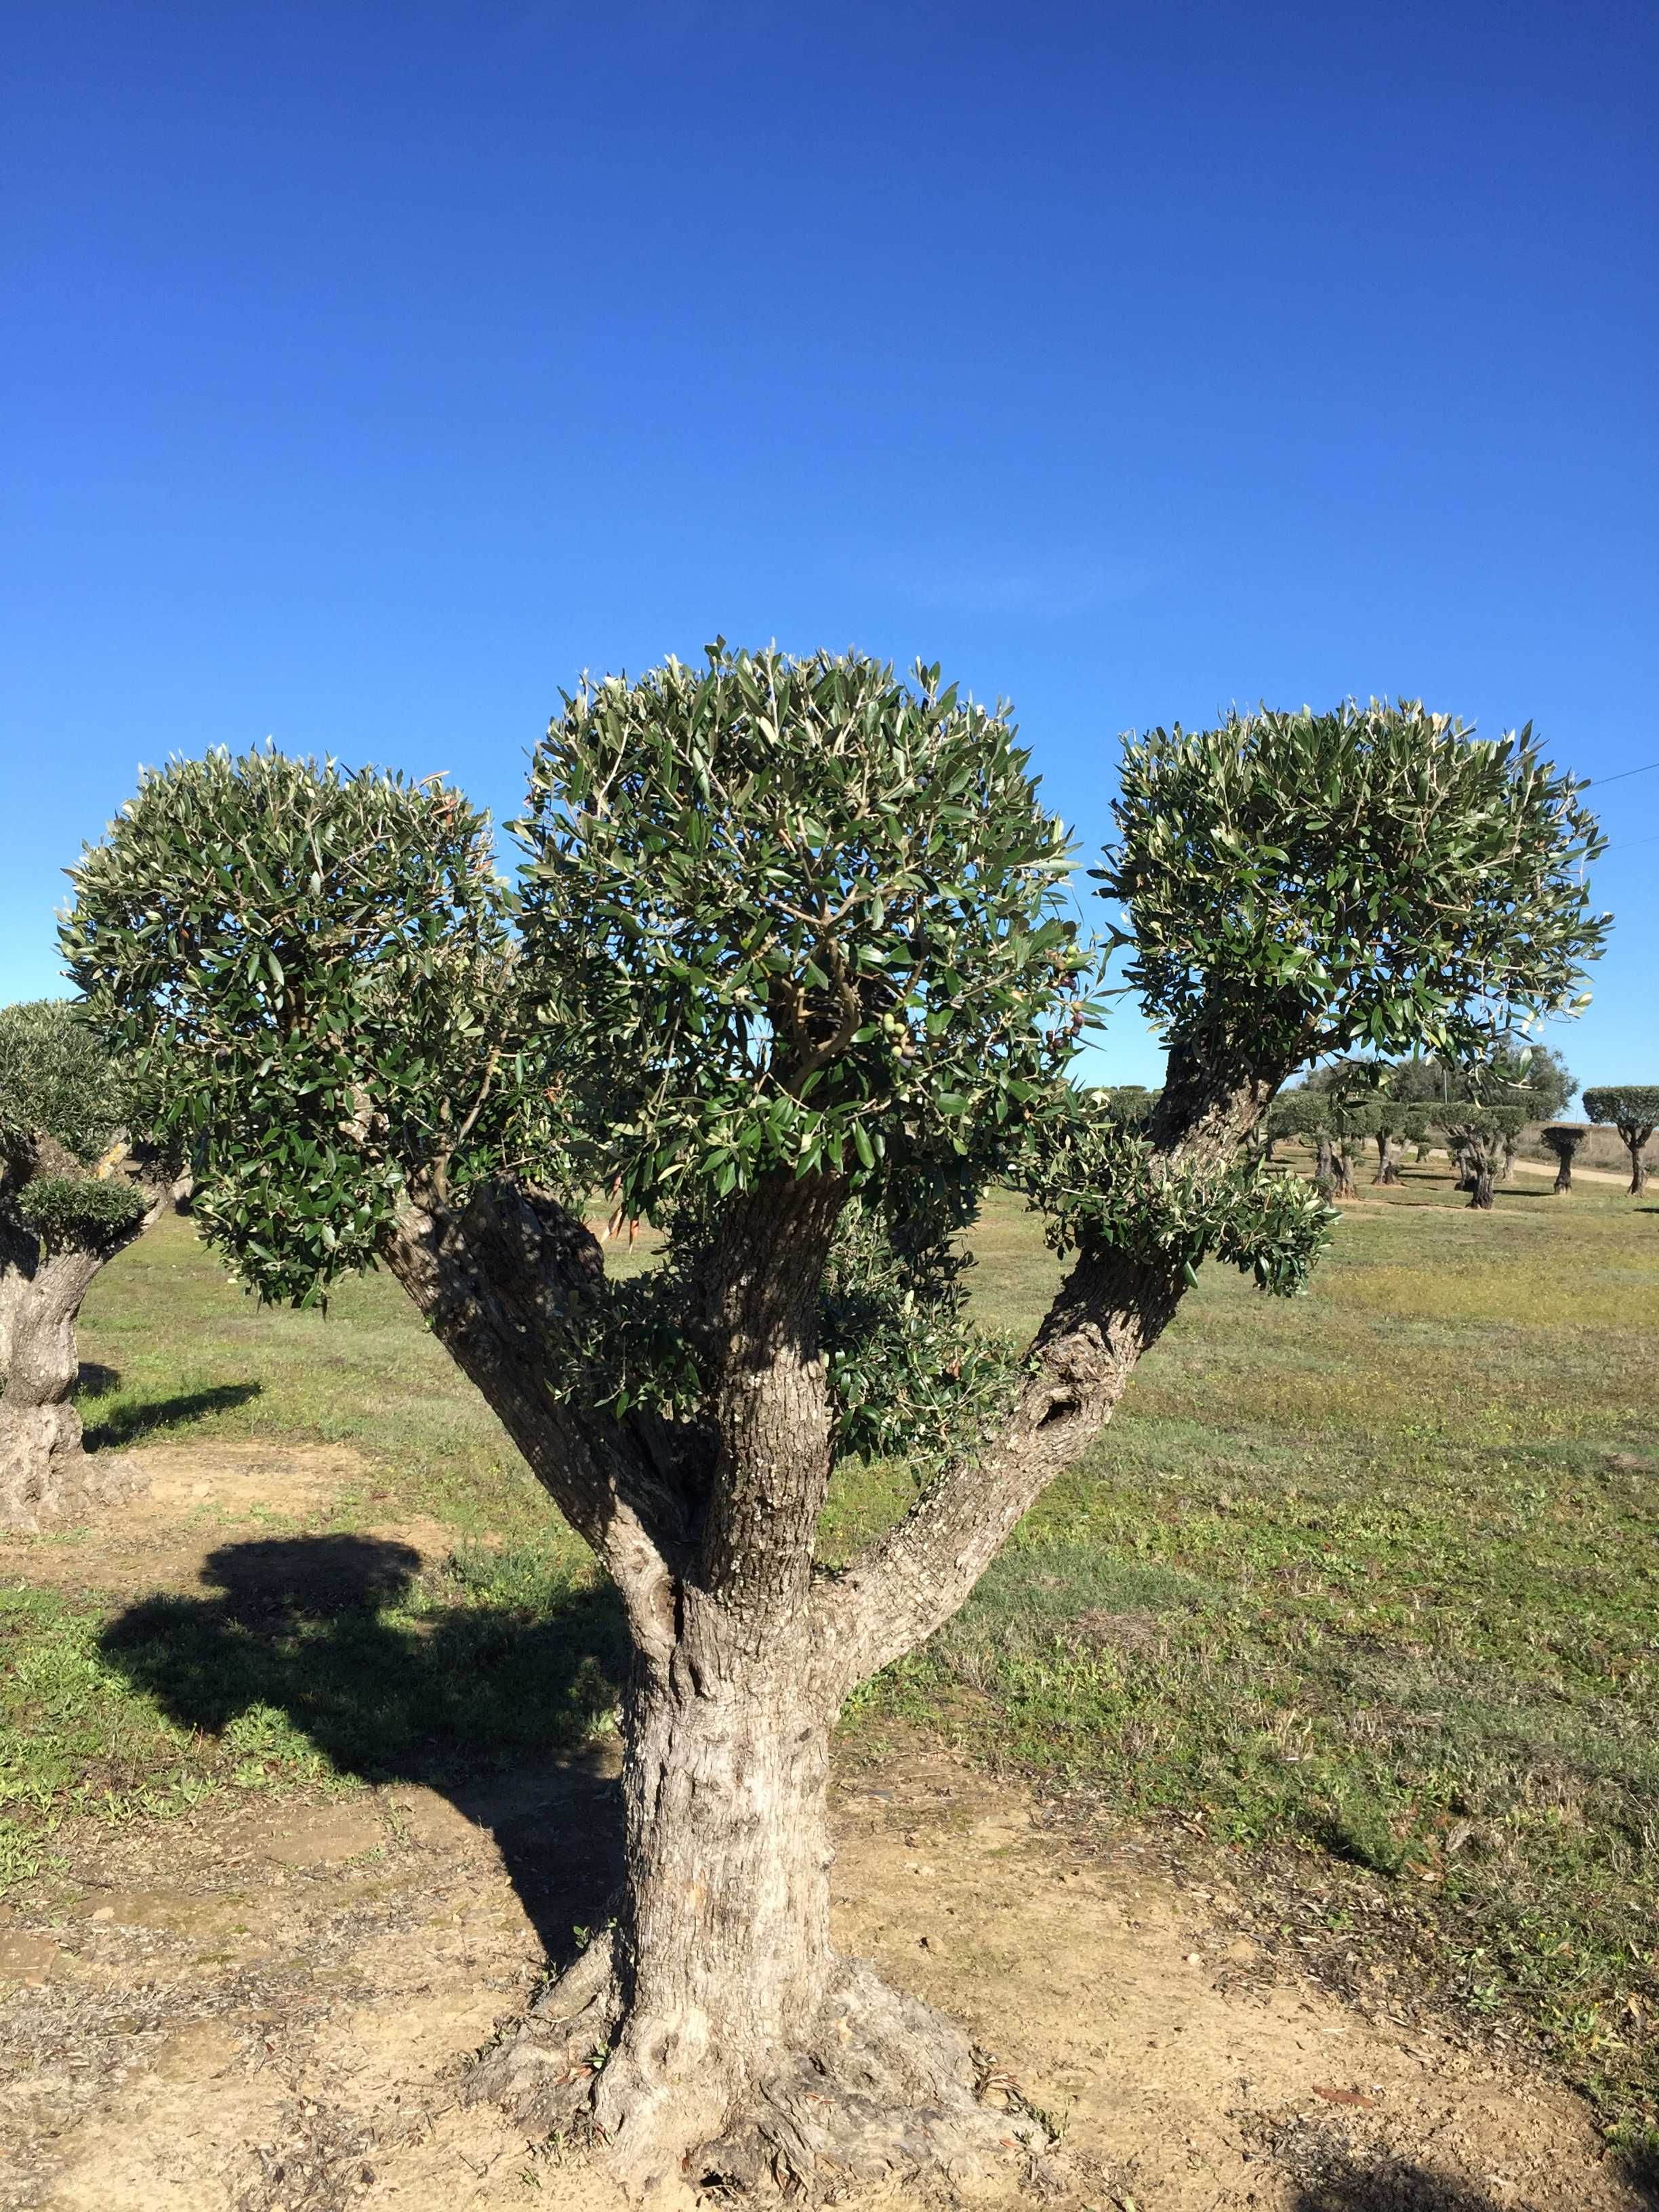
[1264,1040,1576,1210]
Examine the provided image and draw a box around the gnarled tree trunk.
[0,1159,180,1534]
[377,1065,1263,2198]
[0,1233,147,1532]
[1372,1131,1401,1185]
[1465,1147,1497,1210]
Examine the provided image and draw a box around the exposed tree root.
[466,1939,1061,2204]
[0,1406,148,1534]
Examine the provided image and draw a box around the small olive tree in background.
[1266,1090,1333,1183]
[1372,1100,1429,1185]
[0,1000,182,1530]
[1325,1098,1376,1200]
[1540,1123,1588,1192]
[64,671,1603,2200]
[1436,1103,1528,1210]
[1582,1085,1659,1197]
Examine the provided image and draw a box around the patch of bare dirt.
[0,1742,1639,2212]
[0,1442,457,1598]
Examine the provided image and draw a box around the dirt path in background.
[1507,1159,1641,1189]
[0,1450,1644,2212]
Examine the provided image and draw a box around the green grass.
[908,1166,1659,2165]
[3,1165,1658,2162]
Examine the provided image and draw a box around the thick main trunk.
[1371,1132,1401,1185]
[0,1237,144,1534]
[1551,1153,1574,1193]
[1624,1135,1652,1198]
[469,1632,1025,2198]
[1467,1159,1496,1210]
[590,1646,837,2188]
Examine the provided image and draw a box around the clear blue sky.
[3,1,1655,1097]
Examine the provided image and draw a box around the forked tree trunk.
[1372,1132,1401,1185]
[1330,1142,1357,1200]
[380,1060,1265,2198]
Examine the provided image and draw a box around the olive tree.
[1372,1101,1429,1185]
[1436,1103,1528,1210]
[64,672,1604,2199]
[1325,1098,1376,1200]
[1540,1123,1587,1192]
[0,1000,181,1530]
[1582,1085,1659,1197]
[1266,1090,1333,1185]
[1275,1070,1429,1189]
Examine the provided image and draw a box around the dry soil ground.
[1,1446,1645,2212]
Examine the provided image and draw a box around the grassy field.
[2,1157,1657,2166]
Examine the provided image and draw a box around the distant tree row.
[1267,1046,1658,1206]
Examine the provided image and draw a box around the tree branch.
[813,1073,1271,1696]
[378,1182,695,1663]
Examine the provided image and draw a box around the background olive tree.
[1582,1086,1659,1197]
[0,1000,182,1530]
[64,671,1605,2200]
[1266,1089,1334,1185]
[1540,1122,1588,1192]
[1435,1102,1528,1210]
[1371,1099,1430,1185]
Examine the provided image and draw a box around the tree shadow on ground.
[77,1362,121,1395]
[81,1380,263,1450]
[1290,2152,1659,2209]
[99,1534,627,1954]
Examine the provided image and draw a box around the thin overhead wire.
[1584,758,1659,786]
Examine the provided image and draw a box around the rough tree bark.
[0,1158,179,1534]
[1616,1124,1654,1199]
[1465,1147,1497,1210]
[1330,1141,1358,1201]
[375,1061,1271,2199]
[1371,1132,1401,1186]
